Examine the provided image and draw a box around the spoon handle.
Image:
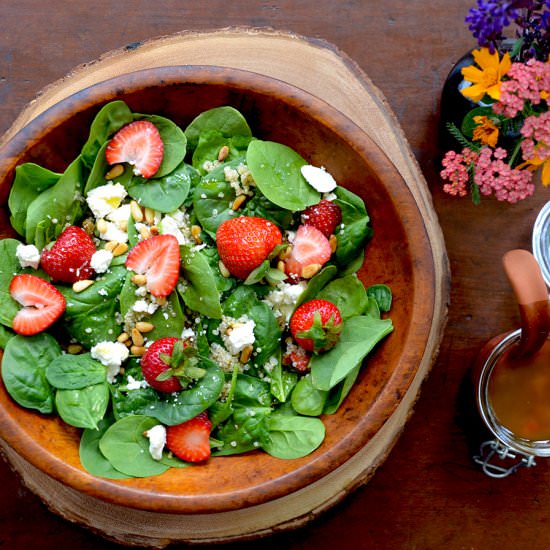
[502,249,549,357]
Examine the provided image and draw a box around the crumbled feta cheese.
[132,299,159,315]
[97,220,129,243]
[301,165,338,193]
[221,316,256,355]
[90,249,113,274]
[144,424,166,461]
[98,288,108,297]
[15,243,40,269]
[159,213,189,245]
[126,374,149,390]
[181,327,196,341]
[91,341,129,383]
[264,281,307,323]
[106,204,131,229]
[323,192,338,202]
[86,183,128,219]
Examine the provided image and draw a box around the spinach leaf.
[135,114,187,178]
[246,140,319,211]
[323,363,361,414]
[0,325,14,349]
[262,414,325,459]
[127,161,198,213]
[364,296,381,319]
[1,333,61,413]
[311,315,393,391]
[184,106,252,152]
[8,163,61,236]
[333,187,373,267]
[269,352,298,403]
[46,353,106,389]
[99,415,169,477]
[25,156,85,249]
[132,358,224,425]
[199,246,236,295]
[55,382,109,429]
[367,284,392,312]
[241,187,295,229]
[213,406,271,456]
[58,266,126,348]
[81,100,134,168]
[295,265,338,308]
[223,286,282,366]
[84,141,134,194]
[0,239,24,328]
[119,272,185,341]
[192,163,239,236]
[233,373,273,407]
[192,131,252,173]
[111,382,160,420]
[316,274,369,320]
[178,245,223,319]
[80,416,132,479]
[291,374,328,416]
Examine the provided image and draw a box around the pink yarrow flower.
[473,147,535,203]
[440,148,478,197]
[520,111,550,162]
[493,59,550,118]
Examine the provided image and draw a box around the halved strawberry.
[301,199,342,237]
[216,216,283,280]
[290,299,343,352]
[125,234,180,297]
[285,225,332,280]
[166,412,212,463]
[41,225,97,283]
[10,274,66,336]
[105,120,164,178]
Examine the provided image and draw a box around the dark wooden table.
[1,1,549,549]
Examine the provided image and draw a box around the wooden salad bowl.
[0,64,441,544]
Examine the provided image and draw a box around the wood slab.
[0,29,449,546]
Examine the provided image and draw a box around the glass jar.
[532,200,550,288]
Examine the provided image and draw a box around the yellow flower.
[517,154,550,186]
[472,115,499,147]
[461,47,511,102]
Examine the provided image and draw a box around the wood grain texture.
[0,1,549,549]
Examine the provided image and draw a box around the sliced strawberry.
[166,412,212,463]
[282,348,311,373]
[285,225,332,280]
[216,216,283,279]
[290,299,343,352]
[301,199,342,237]
[125,234,180,297]
[41,225,97,283]
[105,120,164,178]
[10,274,66,336]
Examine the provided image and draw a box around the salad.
[0,101,394,479]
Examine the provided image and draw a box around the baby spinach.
[367,284,392,312]
[25,156,85,249]
[8,163,61,236]
[246,140,319,211]
[311,315,394,391]
[58,266,126,348]
[79,417,132,479]
[135,114,187,178]
[233,373,273,408]
[184,106,252,152]
[81,100,134,169]
[179,245,223,319]
[291,375,328,417]
[295,265,338,308]
[0,325,14,349]
[192,162,239,236]
[192,131,252,173]
[333,187,373,267]
[55,382,109,429]
[46,353,106,389]
[316,274,369,320]
[132,358,224,425]
[269,352,298,403]
[84,141,134,194]
[0,239,24,328]
[323,364,360,414]
[262,414,325,459]
[241,188,295,229]
[99,415,169,477]
[127,161,198,213]
[1,333,61,413]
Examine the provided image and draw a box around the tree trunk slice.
[0,28,449,546]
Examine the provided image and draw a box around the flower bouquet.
[440,0,549,203]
